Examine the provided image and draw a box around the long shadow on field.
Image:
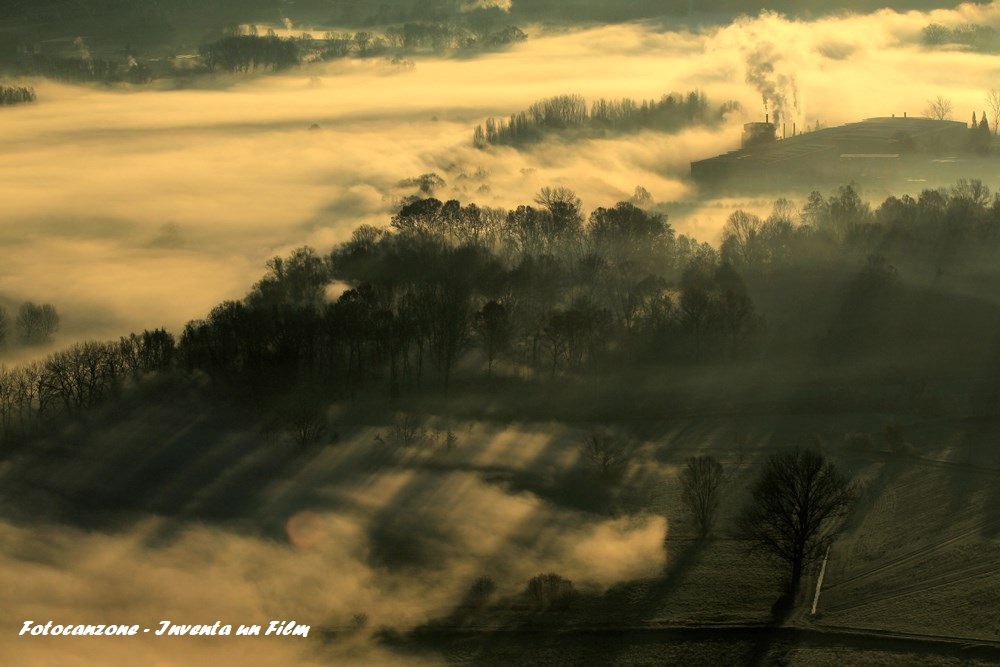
[0,394,333,549]
[599,537,709,625]
[742,591,799,667]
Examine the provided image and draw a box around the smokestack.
[783,123,786,139]
[765,113,769,124]
[793,122,796,136]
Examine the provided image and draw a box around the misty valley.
[4,2,1000,667]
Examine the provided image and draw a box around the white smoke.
[460,0,513,12]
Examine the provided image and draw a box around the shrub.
[467,576,497,607]
[391,411,425,446]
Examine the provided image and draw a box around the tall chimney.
[765,113,769,124]
[783,123,786,139]
[793,122,796,136]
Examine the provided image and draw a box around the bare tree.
[720,209,765,271]
[16,302,59,345]
[473,300,511,376]
[987,89,1000,135]
[41,341,121,416]
[353,31,372,57]
[679,455,724,539]
[738,448,854,594]
[285,404,327,447]
[925,95,953,120]
[534,186,582,217]
[390,411,425,446]
[584,431,627,482]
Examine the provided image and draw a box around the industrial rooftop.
[691,116,971,188]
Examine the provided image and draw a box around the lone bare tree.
[738,448,854,594]
[925,95,953,120]
[16,302,59,345]
[679,455,724,538]
[584,431,627,482]
[987,88,1000,135]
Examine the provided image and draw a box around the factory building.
[691,116,971,189]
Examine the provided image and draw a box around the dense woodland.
[5,179,1000,452]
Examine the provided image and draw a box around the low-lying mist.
[6,5,1000,666]
[0,413,668,666]
[4,4,1000,353]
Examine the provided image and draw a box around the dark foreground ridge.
[401,622,1000,665]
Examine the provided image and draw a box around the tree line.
[0,329,173,448]
[18,51,151,84]
[199,31,300,73]
[718,179,1000,277]
[198,20,527,73]
[473,91,738,147]
[7,178,1000,447]
[923,22,998,52]
[175,191,750,396]
[380,22,526,53]
[7,18,526,85]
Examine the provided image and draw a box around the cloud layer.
[3,3,1000,349]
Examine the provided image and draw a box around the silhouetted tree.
[583,431,627,482]
[802,184,871,244]
[713,264,759,357]
[533,187,584,251]
[118,329,175,377]
[680,455,724,538]
[473,300,511,375]
[738,448,854,594]
[925,95,953,120]
[987,89,1000,135]
[16,302,59,345]
[588,201,673,270]
[41,341,121,416]
[720,209,764,272]
[353,31,373,56]
[249,246,329,310]
[475,90,732,147]
[199,34,299,72]
[922,23,950,46]
[322,32,353,58]
[285,403,327,447]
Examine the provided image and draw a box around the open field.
[4,372,1000,664]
